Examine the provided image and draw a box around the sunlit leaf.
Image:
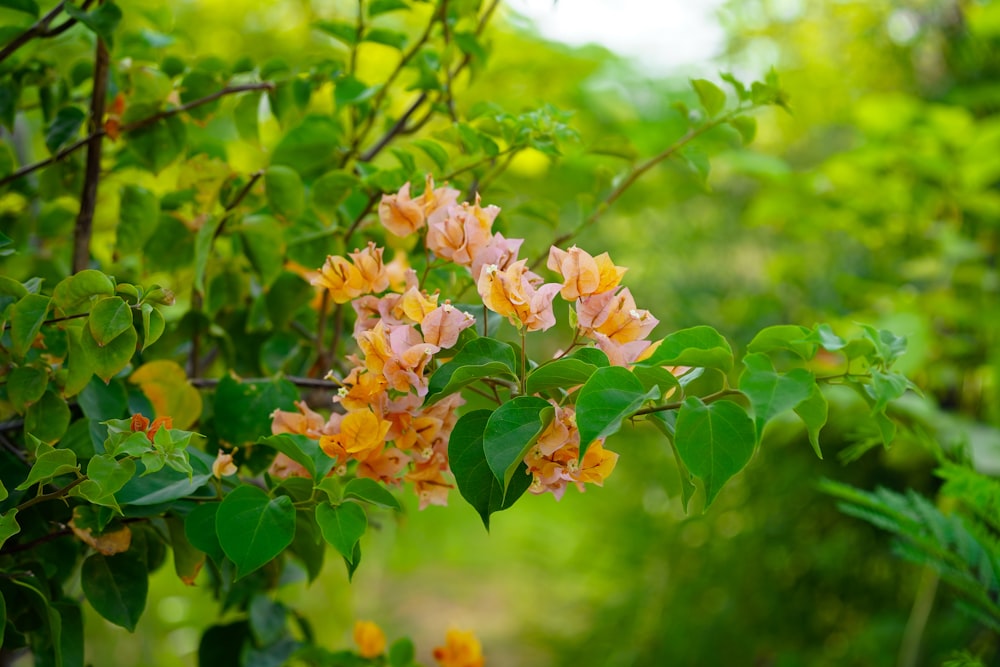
[576,367,660,458]
[674,397,756,508]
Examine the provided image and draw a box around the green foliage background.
[1,0,997,665]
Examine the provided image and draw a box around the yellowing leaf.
[130,360,203,430]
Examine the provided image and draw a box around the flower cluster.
[271,176,660,506]
[352,620,485,667]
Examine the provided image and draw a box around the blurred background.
[52,0,998,664]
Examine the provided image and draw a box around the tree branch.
[0,82,274,189]
[188,376,342,389]
[72,36,109,273]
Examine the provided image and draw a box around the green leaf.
[69,454,136,509]
[739,353,815,441]
[166,517,205,586]
[729,116,756,144]
[185,502,225,564]
[81,550,148,631]
[199,622,249,667]
[316,502,366,565]
[525,358,598,395]
[139,303,165,351]
[214,375,298,447]
[7,365,48,412]
[234,92,261,143]
[483,397,553,491]
[807,324,847,352]
[859,324,908,368]
[675,398,756,508]
[575,367,660,458]
[271,116,342,179]
[630,365,681,398]
[125,111,186,173]
[343,477,402,511]
[449,409,532,529]
[364,28,407,50]
[412,139,449,172]
[746,325,816,360]
[795,384,828,459]
[193,216,224,293]
[10,294,50,357]
[868,369,913,414]
[64,0,122,45]
[425,337,518,404]
[88,296,133,346]
[51,270,115,314]
[179,70,220,120]
[115,450,212,505]
[567,347,610,367]
[79,375,127,420]
[45,106,86,154]
[368,0,409,17]
[24,390,71,443]
[79,324,136,382]
[691,78,726,116]
[257,434,335,482]
[290,511,325,582]
[637,325,734,372]
[0,0,39,16]
[648,412,697,512]
[53,599,83,667]
[265,165,305,221]
[310,169,360,221]
[117,185,159,254]
[314,20,358,45]
[216,485,296,578]
[389,637,416,667]
[334,75,379,108]
[16,446,78,491]
[248,594,287,647]
[0,509,20,551]
[240,215,286,285]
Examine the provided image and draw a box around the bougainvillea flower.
[147,416,173,442]
[211,449,238,478]
[348,242,391,295]
[357,446,410,484]
[432,629,485,667]
[400,286,440,324]
[383,324,440,395]
[353,620,386,659]
[335,368,389,413]
[421,303,475,349]
[378,174,460,237]
[267,452,311,480]
[592,332,653,367]
[535,404,579,457]
[405,457,451,510]
[393,414,442,453]
[426,195,499,267]
[547,245,627,301]
[384,252,410,292]
[477,260,562,331]
[270,400,335,437]
[577,287,658,343]
[357,320,394,376]
[320,409,392,463]
[312,255,366,304]
[470,232,524,281]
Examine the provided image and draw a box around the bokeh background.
[28,0,998,664]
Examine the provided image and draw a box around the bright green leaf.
[24,390,71,443]
[739,353,815,441]
[575,367,660,458]
[15,447,78,491]
[116,185,159,254]
[316,502,366,564]
[52,270,115,314]
[674,397,756,508]
[10,294,50,357]
[425,337,518,405]
[637,325,734,372]
[265,165,305,221]
[79,324,136,382]
[216,485,296,578]
[483,397,553,491]
[525,358,598,396]
[368,0,408,17]
[746,325,816,360]
[691,78,726,116]
[64,0,123,46]
[795,384,828,459]
[449,409,532,529]
[88,296,133,346]
[343,477,402,511]
[7,365,48,412]
[0,0,39,16]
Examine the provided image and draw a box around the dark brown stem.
[0,0,83,64]
[0,83,274,189]
[632,388,743,416]
[189,376,342,389]
[1,517,146,556]
[14,476,86,513]
[72,37,109,273]
[1,311,87,332]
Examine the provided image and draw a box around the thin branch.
[0,1,72,64]
[0,82,274,189]
[632,388,743,416]
[531,106,753,269]
[72,36,109,273]
[14,476,86,513]
[1,311,87,332]
[342,191,380,243]
[188,376,342,390]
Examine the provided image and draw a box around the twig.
[531,106,752,269]
[72,36,109,273]
[342,191,380,243]
[0,0,88,64]
[632,387,743,416]
[14,476,86,513]
[188,376,342,389]
[0,82,274,188]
